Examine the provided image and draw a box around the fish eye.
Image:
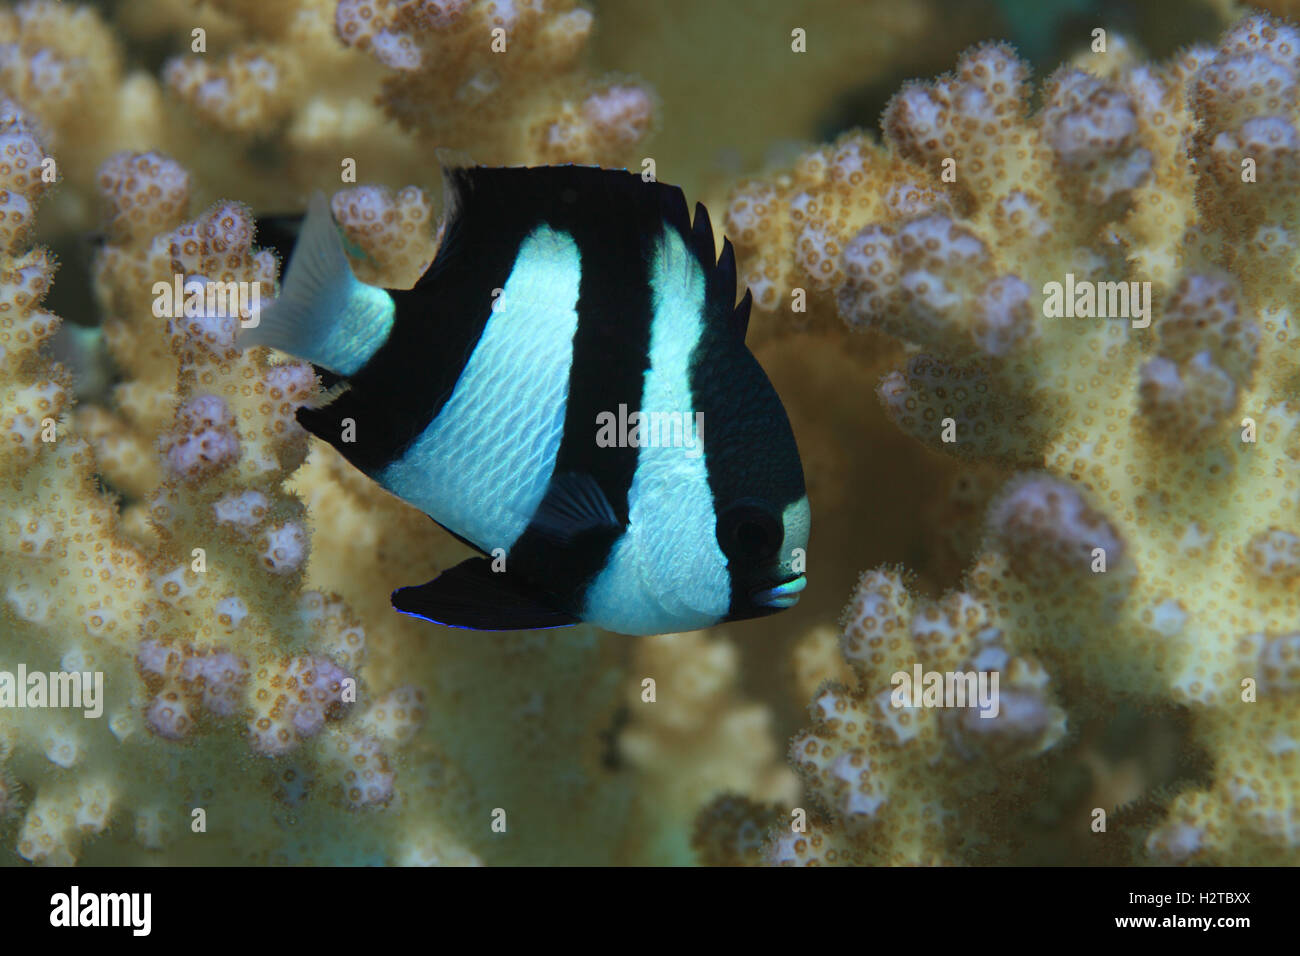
[718,500,782,564]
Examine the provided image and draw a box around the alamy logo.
[595,403,705,459]
[50,886,151,936]
[890,663,1000,718]
[152,274,262,327]
[0,666,103,718]
[1042,273,1151,329]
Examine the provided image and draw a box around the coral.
[164,45,303,135]
[334,0,655,165]
[0,0,655,233]
[0,108,494,861]
[722,14,1300,865]
[0,0,160,208]
[776,568,1068,865]
[617,630,798,864]
[0,85,655,864]
[330,184,438,287]
[691,793,782,866]
[589,0,944,196]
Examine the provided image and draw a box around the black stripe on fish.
[684,208,806,621]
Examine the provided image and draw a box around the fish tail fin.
[240,193,395,376]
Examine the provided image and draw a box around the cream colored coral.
[0,0,165,223]
[619,630,798,863]
[0,0,1292,869]
[741,16,1300,865]
[776,568,1066,865]
[331,184,437,287]
[164,46,302,135]
[0,0,655,234]
[337,0,655,166]
[0,129,486,864]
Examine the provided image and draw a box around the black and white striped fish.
[241,166,809,636]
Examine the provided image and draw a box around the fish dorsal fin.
[684,200,750,343]
[391,558,578,631]
[731,286,753,342]
[716,237,752,341]
[717,237,738,297]
[530,472,622,546]
[690,201,716,270]
[424,164,746,280]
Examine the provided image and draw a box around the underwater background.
[0,0,1298,865]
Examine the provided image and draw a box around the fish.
[240,165,809,636]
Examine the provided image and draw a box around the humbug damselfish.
[241,165,809,636]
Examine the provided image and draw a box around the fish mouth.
[752,574,806,610]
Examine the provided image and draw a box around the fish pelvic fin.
[240,192,395,377]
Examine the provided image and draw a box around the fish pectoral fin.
[529,471,622,546]
[390,557,578,631]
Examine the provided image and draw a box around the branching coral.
[334,0,656,165]
[617,630,798,864]
[774,567,1069,865]
[0,0,655,231]
[726,15,1300,865]
[0,0,162,215]
[0,114,494,862]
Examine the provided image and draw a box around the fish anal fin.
[391,558,578,631]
